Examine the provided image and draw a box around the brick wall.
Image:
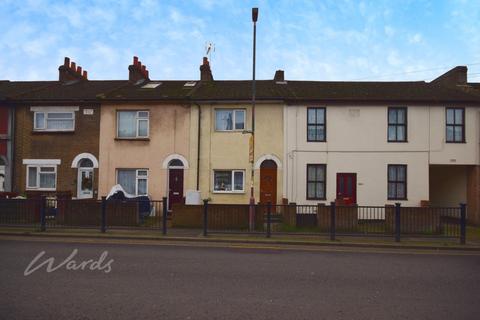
[13,104,100,198]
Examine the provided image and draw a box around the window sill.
[387,140,408,143]
[26,188,57,191]
[32,130,75,134]
[388,198,408,201]
[306,197,326,201]
[306,140,326,143]
[115,137,150,141]
[212,191,245,194]
[445,141,466,144]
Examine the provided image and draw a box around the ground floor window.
[213,170,244,192]
[306,164,326,200]
[26,165,56,190]
[117,169,148,196]
[388,165,407,200]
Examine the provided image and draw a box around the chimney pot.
[77,66,82,74]
[71,61,76,71]
[64,57,70,66]
[83,70,88,79]
[128,56,150,82]
[274,70,285,82]
[200,56,214,81]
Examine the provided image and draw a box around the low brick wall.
[171,203,203,228]
[172,203,263,230]
[282,204,297,227]
[385,207,441,234]
[56,200,138,227]
[0,199,39,224]
[317,205,358,231]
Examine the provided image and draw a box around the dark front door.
[260,160,277,205]
[336,173,357,205]
[168,169,184,210]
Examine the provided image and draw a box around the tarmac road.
[1,237,479,320]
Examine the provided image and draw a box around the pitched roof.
[1,78,480,105]
[191,80,291,101]
[8,80,127,102]
[99,80,199,101]
[282,81,480,103]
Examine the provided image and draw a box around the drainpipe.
[194,102,201,191]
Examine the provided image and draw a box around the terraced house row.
[1,56,479,224]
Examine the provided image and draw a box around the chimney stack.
[200,57,214,81]
[128,56,150,83]
[274,70,285,82]
[58,57,88,82]
[432,66,468,86]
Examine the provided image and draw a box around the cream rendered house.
[283,67,480,224]
[98,58,197,208]
[190,61,286,204]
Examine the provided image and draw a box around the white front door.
[77,168,94,199]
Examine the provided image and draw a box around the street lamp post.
[249,7,258,231]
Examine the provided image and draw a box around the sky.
[0,0,479,82]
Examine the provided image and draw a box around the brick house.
[8,58,126,198]
[0,81,48,194]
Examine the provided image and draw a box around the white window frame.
[116,169,149,196]
[33,111,75,132]
[215,109,246,132]
[116,110,150,139]
[213,170,245,193]
[26,165,57,191]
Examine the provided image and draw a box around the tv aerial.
[205,42,215,61]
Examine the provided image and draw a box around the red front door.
[336,173,357,205]
[168,169,184,210]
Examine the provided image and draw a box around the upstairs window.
[215,109,245,131]
[446,107,465,143]
[34,112,75,131]
[388,107,407,142]
[388,165,407,200]
[117,111,149,138]
[307,107,326,142]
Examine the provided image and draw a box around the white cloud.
[408,33,423,44]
